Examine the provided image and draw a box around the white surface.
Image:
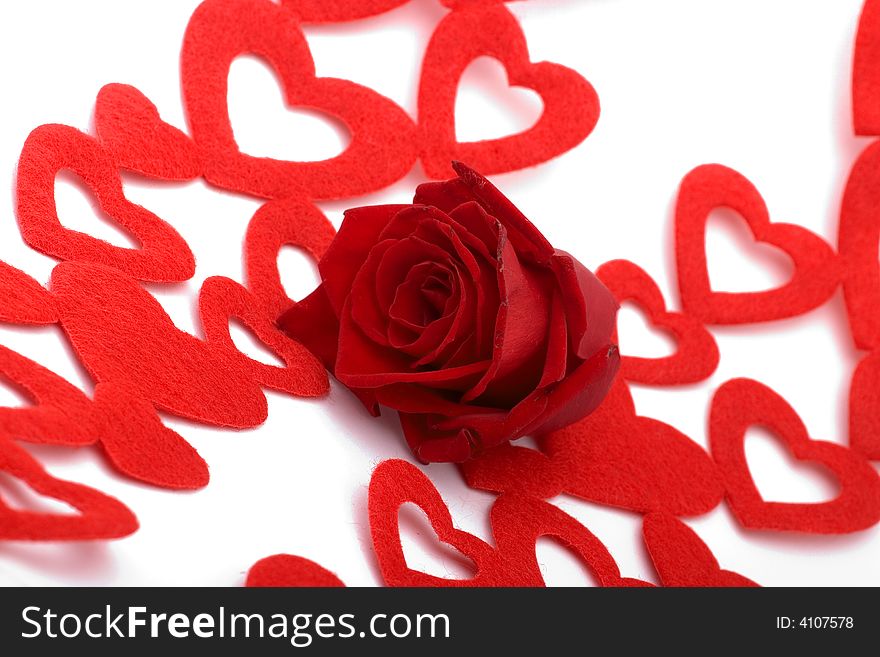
[0,0,877,586]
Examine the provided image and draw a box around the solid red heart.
[848,351,880,460]
[246,555,345,587]
[597,259,719,386]
[0,438,138,541]
[537,377,725,516]
[839,141,880,350]
[675,164,839,324]
[459,443,565,500]
[94,83,201,181]
[243,198,336,319]
[50,261,268,429]
[417,3,600,179]
[642,513,759,587]
[0,261,58,325]
[181,0,418,200]
[853,0,880,136]
[280,0,408,22]
[15,124,195,283]
[710,378,880,533]
[198,275,329,397]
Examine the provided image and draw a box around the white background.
[0,0,877,586]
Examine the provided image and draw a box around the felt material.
[246,554,345,587]
[0,261,58,325]
[710,378,880,534]
[849,351,880,460]
[853,0,880,136]
[642,513,759,587]
[459,443,565,499]
[839,141,880,351]
[418,4,600,179]
[537,377,725,516]
[94,83,201,181]
[243,198,336,319]
[675,164,839,324]
[198,276,329,396]
[50,261,268,429]
[281,0,408,23]
[181,0,418,200]
[0,438,138,541]
[597,259,719,386]
[15,124,196,283]
[370,459,649,586]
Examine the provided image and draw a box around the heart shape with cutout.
[418,3,599,179]
[94,83,201,181]
[849,351,880,460]
[710,378,880,533]
[643,513,758,587]
[50,261,268,429]
[246,554,345,587]
[15,124,195,283]
[243,198,336,319]
[0,261,58,325]
[198,275,329,397]
[597,259,719,385]
[0,438,138,540]
[675,164,839,324]
[181,0,418,200]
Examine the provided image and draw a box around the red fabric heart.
[50,261,268,429]
[417,3,600,179]
[459,442,565,499]
[0,261,58,325]
[642,513,759,587]
[854,0,880,136]
[198,275,329,397]
[15,124,195,283]
[94,83,201,181]
[710,378,880,533]
[280,0,408,23]
[675,164,839,324]
[246,554,345,587]
[181,0,418,200]
[597,259,719,385]
[0,438,138,541]
[243,198,336,319]
[849,351,880,460]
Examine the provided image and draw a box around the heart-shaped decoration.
[243,198,336,319]
[15,124,195,283]
[198,275,329,397]
[280,0,408,23]
[710,378,880,533]
[597,259,719,386]
[50,261,268,429]
[643,513,759,587]
[181,0,418,200]
[246,554,345,587]
[0,261,58,325]
[0,438,138,541]
[675,164,839,324]
[853,0,880,136]
[417,3,600,179]
[849,351,880,460]
[538,377,725,516]
[94,83,201,181]
[459,443,565,499]
[369,459,502,586]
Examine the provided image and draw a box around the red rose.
[280,163,619,463]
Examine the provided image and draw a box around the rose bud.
[279,163,619,463]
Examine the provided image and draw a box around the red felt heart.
[597,259,719,386]
[642,513,759,587]
[243,198,336,319]
[181,0,418,200]
[246,554,345,587]
[853,0,880,136]
[0,438,138,541]
[198,275,329,397]
[839,141,880,351]
[94,83,201,181]
[849,351,880,460]
[459,443,565,500]
[15,124,195,283]
[280,0,408,23]
[0,261,58,325]
[710,378,880,533]
[417,3,600,179]
[50,261,268,429]
[675,164,839,324]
